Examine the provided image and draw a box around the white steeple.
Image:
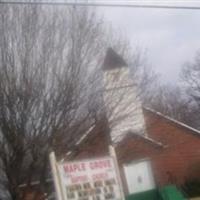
[102,48,146,142]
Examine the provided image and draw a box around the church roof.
[102,48,127,70]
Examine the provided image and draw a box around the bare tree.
[143,80,199,128]
[0,4,109,200]
[182,51,200,105]
[0,3,153,200]
[181,50,200,129]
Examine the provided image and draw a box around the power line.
[0,1,200,10]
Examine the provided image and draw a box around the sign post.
[109,145,125,200]
[49,152,65,200]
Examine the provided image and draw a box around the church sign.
[58,157,122,200]
[50,147,124,200]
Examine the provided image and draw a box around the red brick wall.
[114,109,200,192]
[20,187,46,200]
[142,109,200,186]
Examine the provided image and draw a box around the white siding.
[103,67,146,142]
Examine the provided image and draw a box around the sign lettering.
[58,157,122,200]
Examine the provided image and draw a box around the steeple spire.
[102,48,127,71]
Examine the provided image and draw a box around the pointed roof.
[102,48,127,71]
[143,107,200,137]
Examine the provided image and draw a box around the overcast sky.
[97,1,200,84]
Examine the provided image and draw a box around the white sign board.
[57,156,122,200]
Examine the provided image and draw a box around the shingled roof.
[102,48,127,70]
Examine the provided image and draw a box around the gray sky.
[98,1,200,83]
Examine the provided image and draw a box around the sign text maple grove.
[58,157,122,200]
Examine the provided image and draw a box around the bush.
[182,179,200,198]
